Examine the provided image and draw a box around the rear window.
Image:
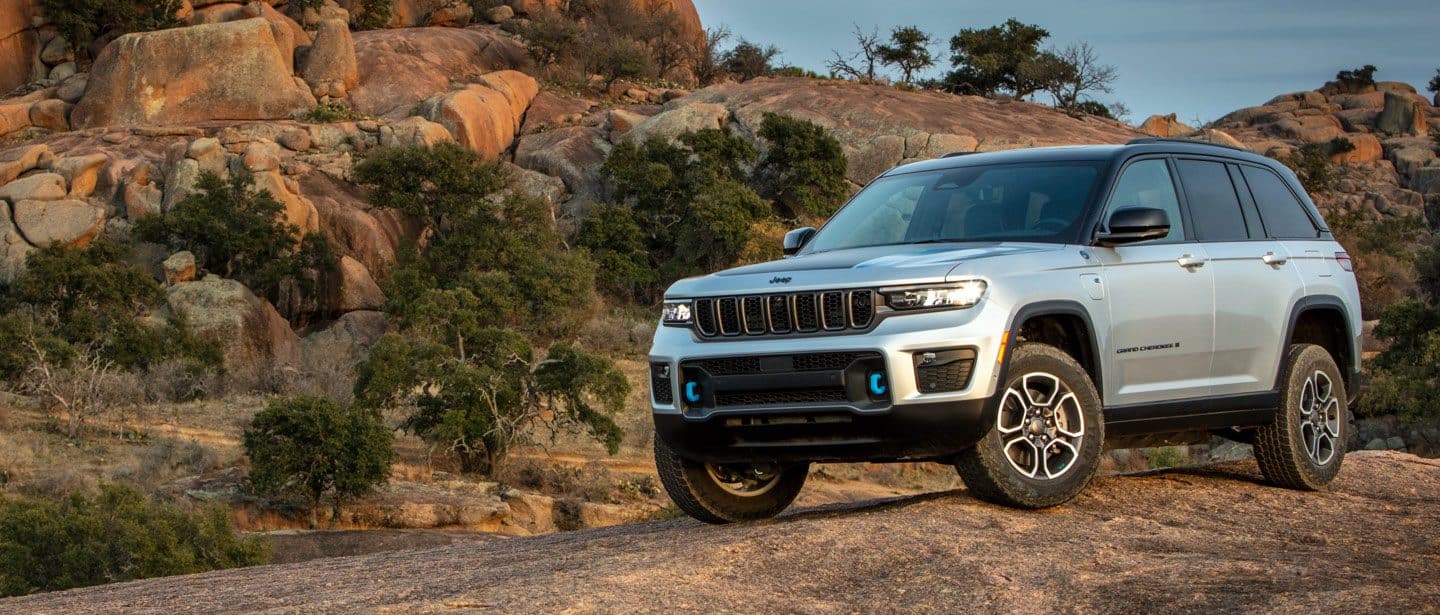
[1176,159,1250,241]
[1240,166,1320,239]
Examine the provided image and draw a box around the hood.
[665,242,1065,297]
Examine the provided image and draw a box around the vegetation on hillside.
[1364,237,1440,423]
[40,0,181,64]
[350,144,628,476]
[0,484,269,597]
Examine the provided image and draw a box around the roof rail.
[941,151,976,158]
[1126,136,1249,153]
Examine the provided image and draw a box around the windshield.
[804,161,1105,253]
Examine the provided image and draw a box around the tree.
[1334,64,1378,93]
[876,26,935,85]
[1428,68,1439,96]
[586,32,655,87]
[753,113,850,219]
[40,0,182,64]
[134,170,334,302]
[0,484,269,597]
[943,18,1051,98]
[827,24,883,83]
[721,39,780,81]
[243,396,395,528]
[693,26,732,85]
[1036,43,1117,111]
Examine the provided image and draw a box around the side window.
[1105,159,1183,242]
[1239,166,1320,239]
[1175,159,1250,241]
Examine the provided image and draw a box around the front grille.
[650,363,673,404]
[690,352,869,375]
[689,290,875,338]
[715,388,848,407]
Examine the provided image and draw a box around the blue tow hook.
[868,373,888,396]
[684,381,702,403]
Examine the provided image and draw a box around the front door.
[1093,157,1216,407]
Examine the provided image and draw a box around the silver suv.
[649,138,1362,523]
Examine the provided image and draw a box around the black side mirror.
[1096,208,1170,246]
[783,227,816,256]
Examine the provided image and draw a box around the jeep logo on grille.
[769,276,792,285]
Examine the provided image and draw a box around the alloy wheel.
[704,463,783,497]
[1299,370,1342,466]
[996,372,1085,480]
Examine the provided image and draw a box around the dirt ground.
[4,450,1436,614]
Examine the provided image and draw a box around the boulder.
[0,201,32,283]
[124,182,163,220]
[163,251,197,285]
[521,90,597,134]
[1377,91,1427,136]
[304,170,416,281]
[607,108,647,136]
[277,127,312,151]
[1331,133,1383,165]
[484,5,514,23]
[624,102,728,144]
[503,162,567,210]
[475,70,540,134]
[27,99,70,132]
[514,126,610,211]
[164,275,302,381]
[50,154,108,198]
[11,198,105,246]
[379,116,455,149]
[0,0,42,94]
[428,3,472,26]
[301,0,350,27]
[300,19,358,100]
[845,135,907,185]
[351,27,529,119]
[0,103,32,137]
[72,19,317,129]
[1332,91,1386,110]
[253,169,319,233]
[0,173,66,202]
[421,83,528,160]
[299,309,387,372]
[0,144,53,184]
[921,133,980,159]
[327,255,384,312]
[39,35,72,65]
[1266,114,1343,142]
[55,74,88,104]
[48,61,77,82]
[500,489,555,534]
[1138,113,1195,138]
[1193,129,1247,150]
[163,159,202,211]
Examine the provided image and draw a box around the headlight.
[882,281,987,310]
[661,300,693,325]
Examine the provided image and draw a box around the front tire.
[1254,344,1347,490]
[955,343,1104,508]
[653,435,808,524]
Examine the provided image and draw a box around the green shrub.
[0,484,269,597]
[0,243,219,381]
[720,39,780,81]
[575,203,654,299]
[1146,446,1189,469]
[134,170,335,301]
[1072,100,1114,119]
[586,33,655,88]
[301,102,365,123]
[1334,64,1378,93]
[352,0,393,30]
[41,0,182,64]
[754,112,849,219]
[1274,143,1334,194]
[243,396,394,528]
[876,26,936,85]
[942,19,1051,97]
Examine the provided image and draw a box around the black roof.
[881,138,1282,179]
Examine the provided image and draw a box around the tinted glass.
[805,162,1104,253]
[1106,159,1183,242]
[1176,159,1250,241]
[1240,166,1319,239]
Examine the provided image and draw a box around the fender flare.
[999,300,1105,401]
[1276,294,1356,389]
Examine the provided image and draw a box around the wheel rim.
[704,463,782,497]
[1299,370,1342,466]
[996,372,1085,480]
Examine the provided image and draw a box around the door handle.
[1177,254,1207,270]
[1262,252,1288,266]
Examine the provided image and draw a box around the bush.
[1072,100,1114,119]
[721,39,780,81]
[754,112,849,219]
[41,0,182,64]
[1334,64,1378,93]
[302,102,365,123]
[943,19,1051,97]
[134,170,335,301]
[352,0,392,30]
[0,484,269,597]
[1274,143,1334,194]
[243,396,394,528]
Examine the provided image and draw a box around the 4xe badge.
[769,276,792,285]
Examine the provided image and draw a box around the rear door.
[1174,158,1304,396]
[1093,157,1216,406]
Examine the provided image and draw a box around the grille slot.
[742,296,767,334]
[717,298,740,335]
[792,352,870,371]
[821,291,846,330]
[694,299,717,336]
[767,295,792,333]
[715,388,848,407]
[650,363,674,404]
[794,294,819,332]
[850,290,874,328]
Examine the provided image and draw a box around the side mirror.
[783,227,816,257]
[1096,208,1170,246]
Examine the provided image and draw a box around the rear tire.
[955,343,1104,509]
[1254,344,1347,490]
[653,435,808,524]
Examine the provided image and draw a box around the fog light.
[684,381,702,403]
[868,372,888,396]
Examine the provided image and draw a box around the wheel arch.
[1003,300,1105,401]
[1279,295,1357,391]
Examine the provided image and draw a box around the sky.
[692,0,1440,124]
